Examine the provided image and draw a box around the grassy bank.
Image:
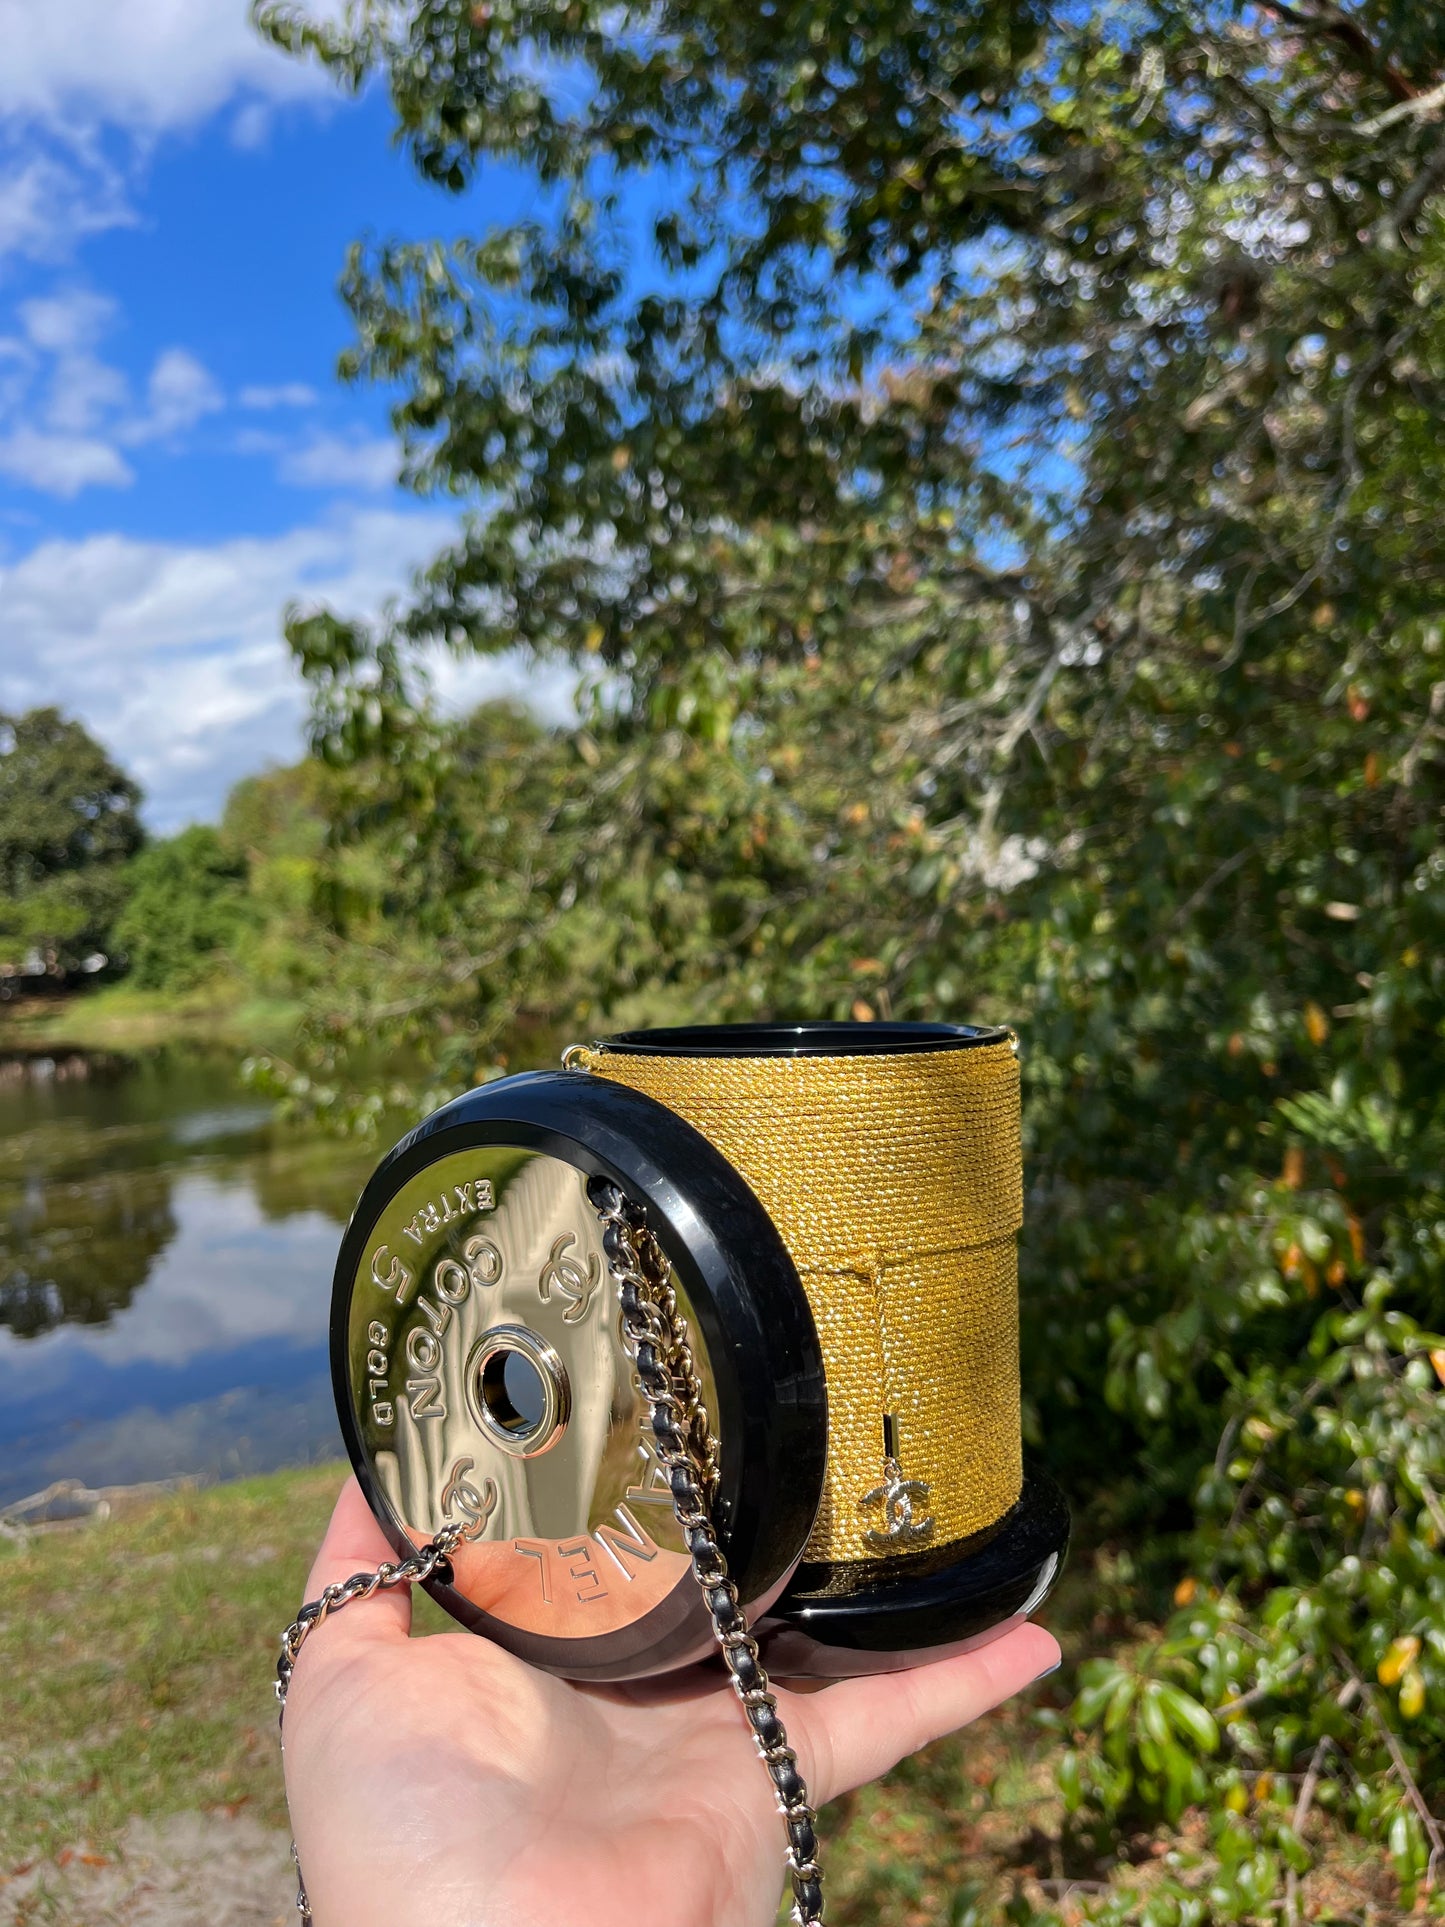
[1,1466,340,1873]
[0,1462,1074,1921]
[1,1468,1394,1925]
[0,982,303,1056]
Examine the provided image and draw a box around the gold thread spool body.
[580,1038,1023,1564]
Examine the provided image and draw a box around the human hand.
[282,1478,1061,1927]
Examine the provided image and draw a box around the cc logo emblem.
[538,1233,602,1324]
[440,1456,500,1539]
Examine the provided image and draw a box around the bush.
[112,825,255,991]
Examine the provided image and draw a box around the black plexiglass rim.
[330,1070,828,1680]
[599,1020,1010,1057]
[760,1471,1069,1675]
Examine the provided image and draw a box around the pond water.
[0,1049,382,1510]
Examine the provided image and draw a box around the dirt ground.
[0,1811,296,1927]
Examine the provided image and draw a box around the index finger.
[300,1474,415,1645]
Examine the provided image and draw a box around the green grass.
[0,1459,1073,1913]
[0,1469,1383,1922]
[0,981,304,1055]
[0,1466,341,1870]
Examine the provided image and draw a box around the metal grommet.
[466,1325,571,1458]
[560,1042,593,1070]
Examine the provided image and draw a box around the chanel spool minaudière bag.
[276,1021,1069,1923]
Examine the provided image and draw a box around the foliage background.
[0,710,142,980]
[7,0,1445,1917]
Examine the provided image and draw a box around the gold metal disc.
[343,1145,718,1645]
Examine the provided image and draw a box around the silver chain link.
[275,1531,462,1712]
[275,1174,823,1925]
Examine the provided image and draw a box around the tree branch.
[1359,76,1445,136]
[1380,124,1445,241]
[1172,845,1254,928]
[1263,4,1416,103]
[1218,1653,1309,1718]
[1284,1732,1335,1927]
[1337,1650,1445,1889]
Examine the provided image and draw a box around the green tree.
[215,759,356,1003]
[245,700,632,1115]
[111,825,256,991]
[259,2,1445,1914]
[0,709,142,978]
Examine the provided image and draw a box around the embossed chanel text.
[510,1509,663,1608]
[398,1178,496,1249]
[366,1318,394,1427]
[403,1233,506,1423]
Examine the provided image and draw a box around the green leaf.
[1056,1748,1084,1814]
[1157,1684,1220,1756]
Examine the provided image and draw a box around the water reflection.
[0,1052,378,1507]
[1,1143,176,1337]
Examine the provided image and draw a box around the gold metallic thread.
[578,1042,1023,1564]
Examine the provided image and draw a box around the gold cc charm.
[859,1457,934,1550]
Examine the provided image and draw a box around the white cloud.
[18,290,129,437]
[0,507,578,830]
[0,427,133,495]
[19,288,115,355]
[125,347,225,442]
[0,149,137,264]
[0,287,225,491]
[0,0,337,265]
[279,429,398,491]
[229,99,275,151]
[0,0,331,138]
[232,426,286,455]
[239,381,319,411]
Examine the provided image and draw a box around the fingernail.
[1036,1660,1062,1679]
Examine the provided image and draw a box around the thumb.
[784,1619,1061,1804]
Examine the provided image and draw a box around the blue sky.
[0,0,573,829]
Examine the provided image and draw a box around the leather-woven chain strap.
[274,1173,825,1925]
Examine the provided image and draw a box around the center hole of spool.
[469,1325,570,1458]
[482,1349,547,1435]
